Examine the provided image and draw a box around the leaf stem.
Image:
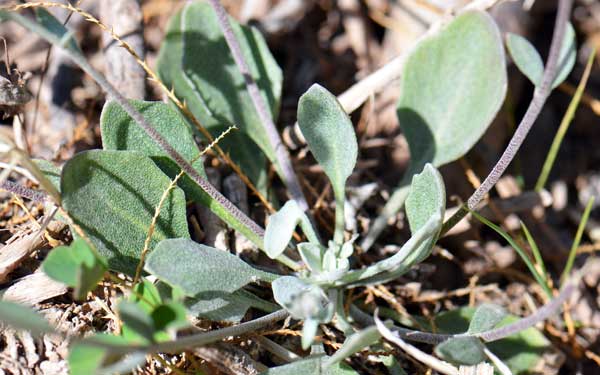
[333,193,346,246]
[206,0,309,212]
[0,180,47,203]
[442,0,573,235]
[351,277,578,344]
[149,309,289,354]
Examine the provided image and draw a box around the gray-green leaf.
[362,10,506,251]
[101,100,205,179]
[264,200,319,259]
[262,356,358,374]
[61,150,189,275]
[404,164,445,264]
[272,276,334,322]
[506,23,576,89]
[156,2,278,191]
[145,238,275,296]
[435,336,486,366]
[297,84,358,198]
[399,10,506,170]
[323,326,381,369]
[467,304,507,334]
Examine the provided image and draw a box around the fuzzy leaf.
[404,164,445,264]
[0,301,53,336]
[398,10,506,171]
[435,307,551,374]
[297,84,358,197]
[363,10,507,251]
[505,33,544,86]
[264,200,318,259]
[156,3,275,191]
[298,242,325,273]
[42,239,107,300]
[272,276,334,323]
[323,326,381,369]
[61,150,189,275]
[467,303,507,334]
[145,238,274,296]
[101,100,206,179]
[99,101,271,247]
[262,356,358,374]
[435,336,486,366]
[506,23,576,89]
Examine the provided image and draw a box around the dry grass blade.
[134,125,237,282]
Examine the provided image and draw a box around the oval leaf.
[145,238,274,296]
[505,32,544,86]
[404,164,445,264]
[272,276,334,322]
[42,238,107,300]
[467,303,507,334]
[61,150,189,275]
[156,7,268,193]
[506,23,576,89]
[435,336,486,366]
[264,200,318,259]
[297,84,358,197]
[398,10,506,170]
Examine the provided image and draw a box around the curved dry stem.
[442,0,573,234]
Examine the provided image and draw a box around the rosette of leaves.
[264,84,446,348]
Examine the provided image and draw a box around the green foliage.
[101,100,206,179]
[467,304,507,334]
[506,23,576,89]
[156,1,282,190]
[61,150,190,275]
[272,276,334,348]
[42,238,107,300]
[398,10,506,171]
[338,164,445,286]
[120,279,188,344]
[435,336,486,365]
[323,326,382,369]
[145,238,276,296]
[186,288,277,323]
[297,84,358,199]
[362,10,507,250]
[0,301,54,336]
[264,200,319,259]
[262,356,358,374]
[68,334,139,375]
[404,164,446,264]
[435,307,551,374]
[471,210,553,297]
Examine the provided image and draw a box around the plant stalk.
[206,0,309,212]
[443,0,573,235]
